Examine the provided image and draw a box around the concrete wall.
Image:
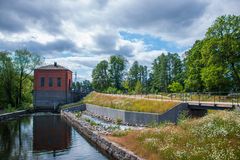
[0,110,27,121]
[85,103,188,125]
[34,90,71,109]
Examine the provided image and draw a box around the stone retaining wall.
[86,103,188,125]
[0,110,27,121]
[61,111,143,160]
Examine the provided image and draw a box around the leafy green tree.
[139,65,148,93]
[151,53,183,92]
[0,52,17,108]
[92,60,109,92]
[135,80,142,94]
[202,15,240,91]
[128,61,140,90]
[184,40,205,92]
[168,82,183,93]
[14,49,42,106]
[108,55,126,90]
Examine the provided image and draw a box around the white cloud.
[0,0,239,80]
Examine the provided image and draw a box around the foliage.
[168,82,183,93]
[72,80,92,93]
[108,55,127,90]
[105,87,118,94]
[108,111,240,160]
[134,80,142,94]
[14,49,43,106]
[185,15,240,92]
[92,60,109,92]
[150,53,183,93]
[0,49,42,110]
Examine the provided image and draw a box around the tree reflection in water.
[0,114,71,159]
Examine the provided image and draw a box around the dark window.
[57,77,61,87]
[49,77,53,87]
[40,77,45,87]
[69,79,71,89]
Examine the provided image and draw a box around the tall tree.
[0,52,17,107]
[202,15,240,91]
[108,55,126,90]
[184,40,205,92]
[14,49,42,106]
[128,61,140,90]
[92,60,109,92]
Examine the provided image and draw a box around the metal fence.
[105,92,240,107]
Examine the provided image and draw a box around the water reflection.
[33,115,71,152]
[0,114,107,160]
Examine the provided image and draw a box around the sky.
[0,0,239,81]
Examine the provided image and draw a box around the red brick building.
[33,62,72,110]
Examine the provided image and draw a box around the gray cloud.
[0,39,78,57]
[0,0,62,34]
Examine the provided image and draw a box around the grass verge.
[107,111,240,160]
[83,92,178,113]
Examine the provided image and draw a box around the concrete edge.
[0,110,27,121]
[61,111,143,160]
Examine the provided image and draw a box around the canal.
[0,113,108,160]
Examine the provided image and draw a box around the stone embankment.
[61,110,143,160]
[0,110,27,121]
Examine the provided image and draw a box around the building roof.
[36,62,71,71]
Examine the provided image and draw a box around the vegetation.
[60,100,84,110]
[0,49,42,112]
[72,80,93,93]
[108,111,240,160]
[83,92,178,113]
[92,15,240,94]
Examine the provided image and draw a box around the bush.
[106,87,118,94]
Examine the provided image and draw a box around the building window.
[69,79,71,89]
[49,77,53,87]
[40,77,45,87]
[57,78,61,87]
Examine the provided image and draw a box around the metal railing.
[103,92,240,108]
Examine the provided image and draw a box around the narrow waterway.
[0,113,108,160]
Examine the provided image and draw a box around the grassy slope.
[107,111,240,160]
[83,92,178,113]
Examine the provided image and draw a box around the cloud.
[0,39,78,57]
[0,0,239,80]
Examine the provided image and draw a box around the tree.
[92,60,109,92]
[14,49,42,106]
[139,65,148,93]
[108,55,126,90]
[135,80,142,94]
[168,82,183,93]
[202,15,240,91]
[151,53,183,92]
[128,61,140,90]
[0,52,17,108]
[184,40,205,92]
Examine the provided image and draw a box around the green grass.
[108,111,240,160]
[60,101,84,110]
[83,92,178,113]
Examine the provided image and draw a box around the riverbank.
[0,110,28,121]
[106,111,240,160]
[61,110,143,160]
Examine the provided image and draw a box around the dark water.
[0,114,108,160]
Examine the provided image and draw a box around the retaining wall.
[61,111,142,160]
[85,103,188,125]
[0,110,27,121]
